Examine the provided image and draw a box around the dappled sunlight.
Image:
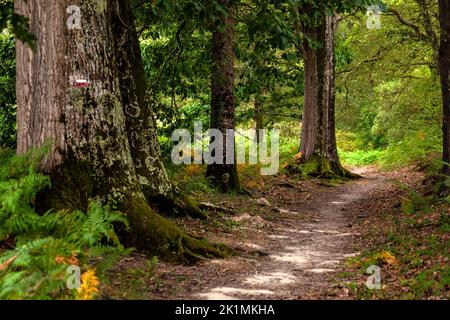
[198,287,275,300]
[244,272,297,286]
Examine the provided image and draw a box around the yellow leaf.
[77,269,100,300]
[374,251,398,266]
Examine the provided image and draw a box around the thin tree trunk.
[439,0,450,175]
[206,0,240,193]
[254,96,264,144]
[313,19,326,161]
[324,14,344,173]
[15,0,224,260]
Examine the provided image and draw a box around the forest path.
[191,167,389,299]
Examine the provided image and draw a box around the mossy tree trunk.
[439,0,450,175]
[14,0,224,260]
[113,1,207,218]
[293,11,352,178]
[206,0,240,193]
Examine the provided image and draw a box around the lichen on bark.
[15,0,226,261]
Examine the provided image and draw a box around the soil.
[103,166,421,300]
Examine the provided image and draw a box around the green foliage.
[438,212,450,233]
[0,147,49,241]
[0,0,35,48]
[168,164,216,195]
[337,128,441,169]
[339,149,383,166]
[336,130,383,166]
[0,238,71,299]
[279,137,299,166]
[335,0,442,170]
[378,130,441,169]
[0,149,130,300]
[40,202,128,247]
[336,131,365,152]
[0,32,16,148]
[156,101,212,161]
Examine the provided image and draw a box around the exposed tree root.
[144,192,210,220]
[199,202,235,215]
[287,154,361,180]
[37,162,230,263]
[117,195,231,263]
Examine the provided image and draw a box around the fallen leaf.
[0,256,17,272]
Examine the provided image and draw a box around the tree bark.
[323,15,344,174]
[254,96,264,144]
[299,18,325,163]
[206,0,240,192]
[113,1,207,219]
[293,11,351,178]
[14,0,224,260]
[439,0,450,175]
[114,0,173,200]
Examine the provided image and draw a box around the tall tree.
[14,0,223,260]
[206,0,240,192]
[290,4,351,177]
[296,5,327,171]
[323,14,343,175]
[439,0,450,175]
[114,0,206,218]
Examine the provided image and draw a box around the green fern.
[79,201,129,247]
[0,148,130,300]
[0,173,50,240]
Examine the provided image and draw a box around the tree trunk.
[324,15,346,175]
[299,20,325,163]
[113,0,173,201]
[439,0,450,175]
[254,96,264,145]
[206,0,240,193]
[113,1,207,219]
[293,12,351,178]
[14,0,224,260]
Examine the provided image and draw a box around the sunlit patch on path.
[194,170,387,300]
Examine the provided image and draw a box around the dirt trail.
[192,168,389,300]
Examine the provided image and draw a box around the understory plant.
[0,148,130,299]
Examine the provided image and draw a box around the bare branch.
[387,7,426,39]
